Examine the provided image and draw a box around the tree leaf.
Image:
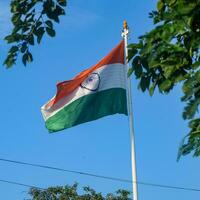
[128,49,137,61]
[26,51,33,63]
[45,20,53,29]
[128,67,134,77]
[4,35,15,43]
[149,84,156,96]
[4,55,15,68]
[22,53,28,66]
[46,27,56,37]
[28,34,34,45]
[139,76,150,92]
[4,0,67,67]
[9,46,19,53]
[157,0,165,12]
[21,43,27,53]
[134,63,143,78]
[35,27,45,44]
[57,0,67,6]
[158,79,172,92]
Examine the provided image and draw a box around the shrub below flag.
[41,40,128,132]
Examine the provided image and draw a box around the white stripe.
[41,63,127,121]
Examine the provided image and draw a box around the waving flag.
[41,40,127,132]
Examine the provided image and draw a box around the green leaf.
[148,58,160,68]
[4,0,67,68]
[183,99,200,120]
[46,7,60,23]
[36,21,42,28]
[128,43,143,49]
[131,56,140,67]
[46,27,56,37]
[27,52,33,62]
[12,25,21,34]
[4,35,15,43]
[162,66,177,79]
[54,5,65,16]
[57,0,67,6]
[178,118,200,158]
[141,58,149,71]
[191,61,200,70]
[149,84,155,96]
[11,14,21,25]
[158,79,172,92]
[139,76,150,92]
[128,67,134,77]
[9,46,19,53]
[45,20,53,29]
[134,63,143,78]
[3,55,15,68]
[125,0,200,158]
[127,49,137,61]
[34,27,45,44]
[157,0,165,12]
[21,42,27,53]
[28,34,34,45]
[22,53,28,66]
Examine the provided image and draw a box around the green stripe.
[45,88,128,133]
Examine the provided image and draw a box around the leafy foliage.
[29,184,131,200]
[128,0,200,158]
[4,0,67,68]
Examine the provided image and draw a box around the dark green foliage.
[128,0,200,158]
[29,184,131,200]
[4,0,67,68]
[178,119,200,159]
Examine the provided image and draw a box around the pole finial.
[121,20,129,38]
[123,20,128,30]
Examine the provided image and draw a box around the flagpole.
[122,21,139,200]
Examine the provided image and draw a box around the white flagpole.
[122,20,139,200]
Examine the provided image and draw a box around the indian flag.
[41,40,128,132]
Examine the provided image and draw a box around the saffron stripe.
[47,40,125,106]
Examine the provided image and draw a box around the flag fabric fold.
[41,40,128,132]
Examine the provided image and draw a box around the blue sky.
[0,0,200,199]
